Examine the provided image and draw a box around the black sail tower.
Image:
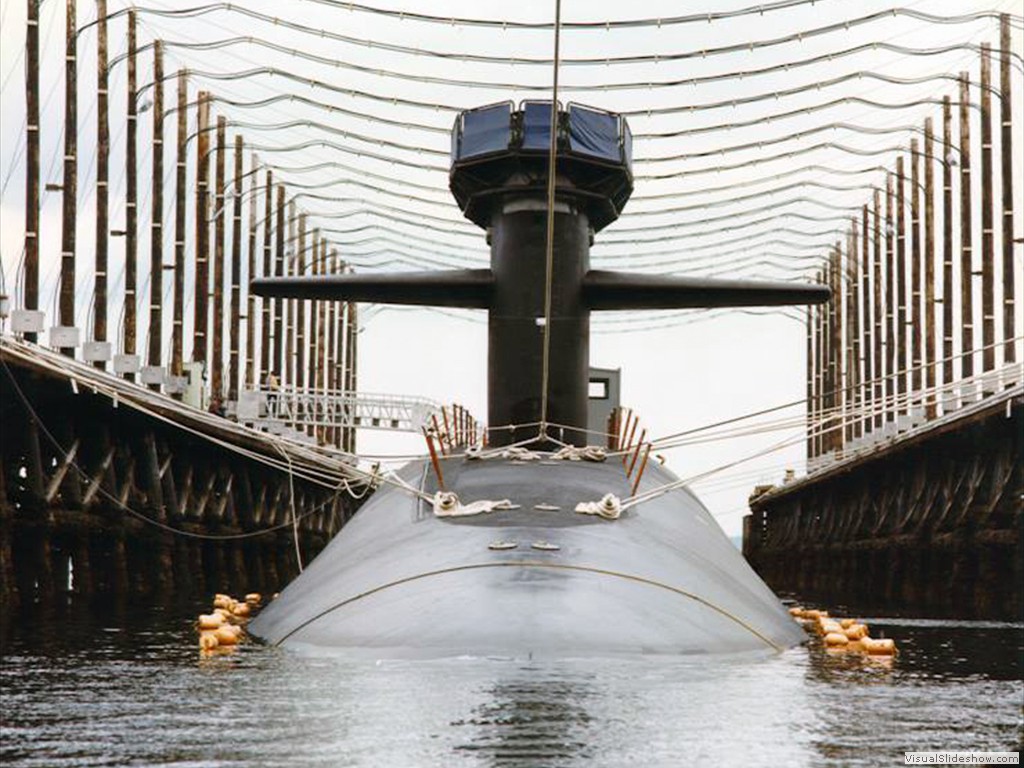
[252,102,830,446]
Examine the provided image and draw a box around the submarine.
[249,101,828,658]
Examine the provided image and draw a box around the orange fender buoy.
[844,624,869,640]
[862,637,896,656]
[214,626,240,645]
[824,632,849,647]
[198,613,225,630]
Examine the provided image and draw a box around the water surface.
[1,599,1021,767]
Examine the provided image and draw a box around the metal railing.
[238,386,444,433]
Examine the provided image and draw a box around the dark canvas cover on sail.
[457,102,512,160]
[522,102,553,150]
[568,105,621,163]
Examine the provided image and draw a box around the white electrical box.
[164,375,188,395]
[82,341,112,362]
[236,390,262,420]
[49,326,81,348]
[11,309,44,333]
[113,354,141,374]
[140,366,165,386]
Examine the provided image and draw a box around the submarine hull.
[250,458,803,657]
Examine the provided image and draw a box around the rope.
[538,0,562,435]
[276,442,304,572]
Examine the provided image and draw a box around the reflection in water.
[451,674,595,765]
[0,599,1021,767]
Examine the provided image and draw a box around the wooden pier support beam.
[895,155,907,416]
[171,69,188,390]
[848,224,860,442]
[229,134,243,402]
[924,118,937,419]
[942,96,955,397]
[816,268,826,456]
[273,184,285,380]
[296,214,307,394]
[829,243,841,453]
[999,15,1016,368]
[885,174,895,422]
[872,189,883,430]
[23,0,40,343]
[327,248,339,446]
[806,301,815,460]
[147,39,164,389]
[861,204,872,435]
[245,153,259,390]
[59,0,78,358]
[316,237,328,441]
[959,72,974,385]
[285,200,296,391]
[910,139,923,404]
[260,170,273,383]
[212,115,227,399]
[93,0,109,368]
[193,90,211,370]
[124,10,138,377]
[979,44,995,385]
[344,300,358,453]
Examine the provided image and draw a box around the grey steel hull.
[249,458,803,657]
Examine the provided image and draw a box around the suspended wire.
[99,2,1020,37]
[125,35,1022,95]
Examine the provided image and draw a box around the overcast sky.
[1,0,1021,536]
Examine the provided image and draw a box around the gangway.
[237,387,448,434]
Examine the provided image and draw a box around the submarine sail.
[248,102,828,657]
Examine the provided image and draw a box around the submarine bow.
[248,102,826,656]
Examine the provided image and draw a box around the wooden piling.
[895,155,907,416]
[229,135,243,402]
[273,185,285,379]
[806,302,815,460]
[315,238,327,440]
[212,115,227,398]
[93,0,109,368]
[924,118,937,418]
[861,204,872,434]
[344,301,358,453]
[872,189,883,430]
[59,0,78,357]
[910,139,922,401]
[333,252,346,448]
[831,244,842,452]
[147,39,164,389]
[193,91,210,367]
[326,248,338,446]
[310,232,321,438]
[316,237,328,409]
[285,200,296,389]
[979,44,995,382]
[959,72,974,383]
[246,153,258,390]
[124,10,138,373]
[999,15,1016,367]
[24,0,40,343]
[942,97,954,394]
[171,70,187,388]
[885,174,895,422]
[296,214,307,393]
[816,269,827,455]
[260,170,272,383]
[847,224,859,442]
